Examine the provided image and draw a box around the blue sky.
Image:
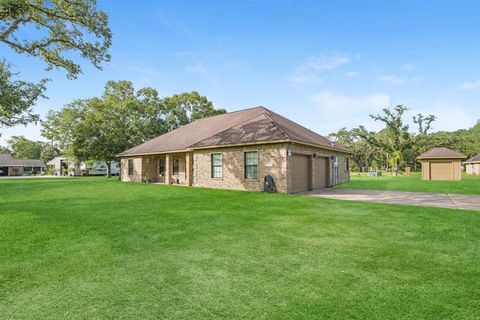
[1,0,479,144]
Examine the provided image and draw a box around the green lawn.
[340,173,480,195]
[1,178,479,319]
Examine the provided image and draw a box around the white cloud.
[402,64,415,71]
[185,63,210,77]
[415,102,474,131]
[345,71,359,78]
[302,54,351,71]
[377,75,405,85]
[311,91,390,117]
[288,74,323,87]
[377,75,422,85]
[309,91,391,132]
[460,80,480,90]
[288,53,353,87]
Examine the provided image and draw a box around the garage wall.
[466,163,480,175]
[452,160,462,180]
[313,157,329,189]
[421,161,430,180]
[287,143,350,193]
[421,159,462,181]
[466,164,473,175]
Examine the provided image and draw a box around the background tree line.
[330,105,479,173]
[40,81,225,177]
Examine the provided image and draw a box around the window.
[346,158,350,172]
[173,159,179,175]
[159,158,165,176]
[244,151,258,179]
[211,153,223,178]
[128,159,134,175]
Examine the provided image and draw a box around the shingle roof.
[0,153,45,166]
[118,107,350,156]
[464,154,480,163]
[417,147,466,159]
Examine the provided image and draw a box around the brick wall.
[142,155,158,182]
[288,144,350,192]
[168,152,188,184]
[120,157,142,182]
[193,143,288,193]
[120,142,351,193]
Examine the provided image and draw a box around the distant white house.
[0,154,45,176]
[46,156,119,176]
[80,160,120,176]
[46,156,71,175]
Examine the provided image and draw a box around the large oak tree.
[42,81,225,178]
[0,0,111,133]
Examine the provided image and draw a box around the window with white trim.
[211,153,223,178]
[244,151,258,179]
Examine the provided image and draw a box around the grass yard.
[340,173,480,195]
[1,178,479,319]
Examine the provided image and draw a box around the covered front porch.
[141,152,194,185]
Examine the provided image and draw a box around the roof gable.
[465,154,480,163]
[265,109,349,152]
[118,106,350,156]
[0,154,45,166]
[119,107,267,156]
[190,112,288,148]
[418,147,466,159]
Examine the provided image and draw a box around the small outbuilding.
[464,154,480,176]
[418,147,466,181]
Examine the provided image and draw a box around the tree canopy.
[6,135,44,159]
[0,0,111,78]
[330,105,446,173]
[41,81,226,177]
[0,0,111,135]
[0,62,47,131]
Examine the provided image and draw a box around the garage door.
[313,157,328,189]
[430,162,453,180]
[0,167,8,176]
[292,155,310,193]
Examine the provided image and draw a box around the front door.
[158,158,166,183]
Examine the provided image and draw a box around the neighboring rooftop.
[119,106,350,156]
[417,147,466,159]
[0,153,45,166]
[464,154,480,163]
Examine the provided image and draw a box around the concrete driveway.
[301,188,480,211]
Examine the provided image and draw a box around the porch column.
[186,152,193,186]
[165,154,171,184]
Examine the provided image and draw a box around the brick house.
[117,107,351,193]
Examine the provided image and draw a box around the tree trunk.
[106,160,111,178]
